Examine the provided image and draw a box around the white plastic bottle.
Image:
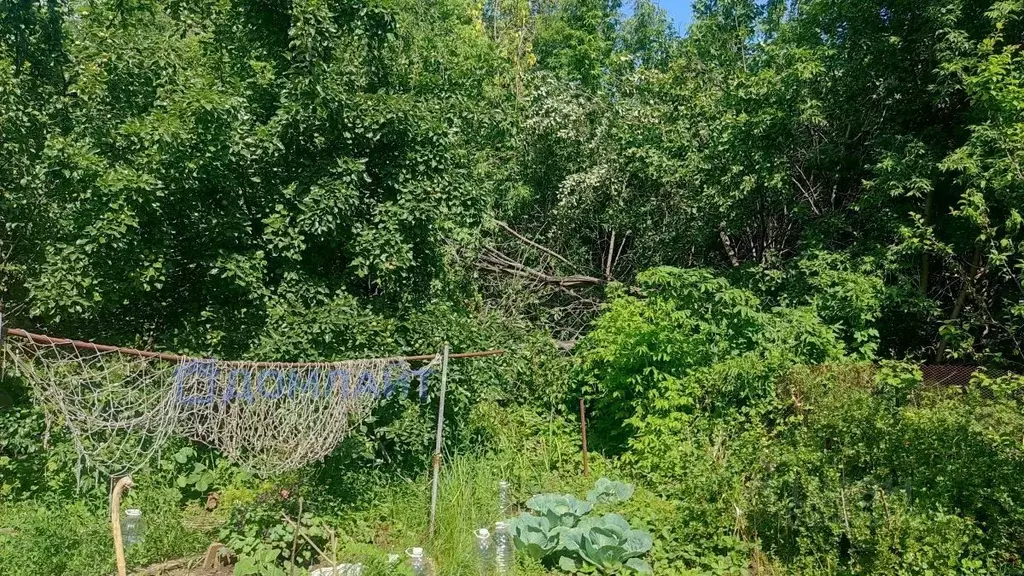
[475,528,493,576]
[406,547,433,576]
[494,521,513,575]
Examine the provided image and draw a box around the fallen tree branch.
[494,220,574,267]
[476,257,605,288]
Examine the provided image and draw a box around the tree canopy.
[2,0,1022,367]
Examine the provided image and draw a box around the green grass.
[0,404,594,576]
[0,484,216,575]
[327,404,592,574]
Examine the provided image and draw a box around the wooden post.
[0,300,6,373]
[289,497,303,576]
[111,476,134,576]
[579,398,589,477]
[428,344,450,540]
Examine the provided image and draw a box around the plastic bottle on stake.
[121,509,145,546]
[494,521,513,575]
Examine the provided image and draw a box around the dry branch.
[477,249,605,288]
[494,220,574,267]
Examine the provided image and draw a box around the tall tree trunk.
[935,244,984,362]
[719,222,740,268]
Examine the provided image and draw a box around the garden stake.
[110,476,134,576]
[282,515,337,569]
[289,497,303,576]
[428,343,450,540]
[0,300,6,373]
[580,398,590,477]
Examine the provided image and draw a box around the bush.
[575,268,1024,574]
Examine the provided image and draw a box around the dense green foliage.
[3,0,1023,364]
[2,0,1024,574]
[575,272,1024,573]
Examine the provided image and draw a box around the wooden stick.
[428,343,450,540]
[111,476,134,576]
[281,516,336,569]
[494,220,575,267]
[580,399,590,477]
[331,527,338,568]
[605,230,616,280]
[0,301,6,374]
[289,497,302,576]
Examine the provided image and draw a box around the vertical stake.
[111,476,134,576]
[428,343,450,541]
[289,497,302,576]
[0,300,6,374]
[580,398,590,477]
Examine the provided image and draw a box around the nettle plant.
[509,478,652,574]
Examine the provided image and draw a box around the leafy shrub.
[752,251,885,360]
[219,491,330,575]
[576,267,1024,573]
[576,267,848,456]
[0,497,208,576]
[0,502,113,576]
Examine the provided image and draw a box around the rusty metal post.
[580,398,589,477]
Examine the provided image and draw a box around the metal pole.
[428,343,450,540]
[580,398,590,477]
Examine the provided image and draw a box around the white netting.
[3,334,438,478]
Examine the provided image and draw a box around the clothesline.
[2,327,506,366]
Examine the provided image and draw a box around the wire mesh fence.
[918,364,1022,401]
[781,362,1024,406]
[920,364,1014,386]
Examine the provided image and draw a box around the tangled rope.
[3,331,440,478]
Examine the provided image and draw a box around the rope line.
[4,328,506,364]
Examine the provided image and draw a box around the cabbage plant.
[586,478,635,504]
[508,512,564,559]
[525,493,593,527]
[558,514,652,574]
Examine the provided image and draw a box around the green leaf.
[625,558,653,574]
[233,557,258,576]
[559,556,579,572]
